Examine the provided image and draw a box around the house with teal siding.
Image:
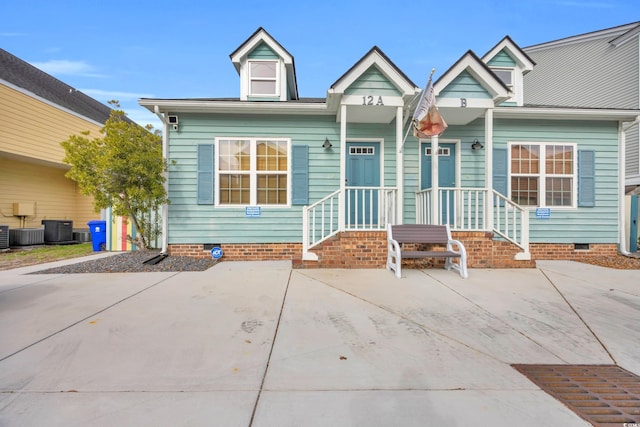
[139,28,638,269]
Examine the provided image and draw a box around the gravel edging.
[31,250,215,274]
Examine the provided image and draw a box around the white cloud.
[80,88,153,101]
[29,59,107,78]
[0,32,27,37]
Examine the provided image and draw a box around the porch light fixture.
[471,139,484,150]
[322,137,333,149]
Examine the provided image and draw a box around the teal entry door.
[421,142,456,224]
[346,142,381,226]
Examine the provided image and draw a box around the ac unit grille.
[0,225,8,249]
[9,228,45,246]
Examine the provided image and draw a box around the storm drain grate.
[512,364,640,426]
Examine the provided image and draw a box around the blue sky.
[2,0,638,130]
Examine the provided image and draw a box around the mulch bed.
[576,254,640,270]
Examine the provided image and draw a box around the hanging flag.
[412,70,447,138]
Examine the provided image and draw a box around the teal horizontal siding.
[493,119,619,244]
[166,113,620,246]
[248,42,278,59]
[344,65,401,96]
[488,50,516,67]
[167,114,405,244]
[439,71,492,99]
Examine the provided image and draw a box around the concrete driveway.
[0,257,638,426]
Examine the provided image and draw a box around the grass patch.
[0,243,95,268]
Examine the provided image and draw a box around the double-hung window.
[217,138,290,206]
[249,60,278,97]
[492,67,516,103]
[510,142,576,208]
[493,68,514,91]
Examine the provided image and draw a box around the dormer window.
[493,68,514,91]
[231,28,299,101]
[492,67,517,104]
[482,37,536,107]
[249,60,278,97]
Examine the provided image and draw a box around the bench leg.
[386,253,402,278]
[445,257,468,279]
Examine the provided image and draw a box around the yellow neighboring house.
[0,48,112,231]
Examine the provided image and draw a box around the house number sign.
[362,95,384,106]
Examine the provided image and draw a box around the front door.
[421,142,456,224]
[346,142,381,226]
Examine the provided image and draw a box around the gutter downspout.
[618,116,640,255]
[154,105,169,255]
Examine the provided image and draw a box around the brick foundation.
[168,235,618,270]
[530,243,618,261]
[168,243,302,261]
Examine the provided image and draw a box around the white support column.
[396,106,404,225]
[338,104,347,232]
[431,135,439,224]
[153,105,170,254]
[619,120,628,254]
[485,108,494,231]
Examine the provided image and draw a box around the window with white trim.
[249,60,278,97]
[510,143,576,207]
[217,138,290,206]
[492,67,517,103]
[493,68,514,90]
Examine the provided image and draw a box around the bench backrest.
[389,224,450,244]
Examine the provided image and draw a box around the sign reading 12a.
[362,95,384,106]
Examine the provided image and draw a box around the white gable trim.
[230,29,293,67]
[482,38,534,73]
[434,53,510,103]
[329,50,417,97]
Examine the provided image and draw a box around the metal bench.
[386,224,468,279]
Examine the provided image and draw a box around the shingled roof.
[0,48,112,124]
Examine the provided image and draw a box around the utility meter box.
[13,203,34,216]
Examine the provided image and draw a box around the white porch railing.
[416,187,530,258]
[302,187,397,260]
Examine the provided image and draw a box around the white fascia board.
[435,55,509,100]
[139,99,333,115]
[494,106,640,121]
[525,23,638,52]
[331,51,417,96]
[340,94,405,107]
[437,97,495,109]
[610,24,640,47]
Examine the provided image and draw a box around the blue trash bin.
[88,220,107,251]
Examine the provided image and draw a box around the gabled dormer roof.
[229,27,298,100]
[329,46,419,96]
[482,35,536,74]
[435,50,510,100]
[433,50,511,125]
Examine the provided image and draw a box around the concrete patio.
[0,257,638,426]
